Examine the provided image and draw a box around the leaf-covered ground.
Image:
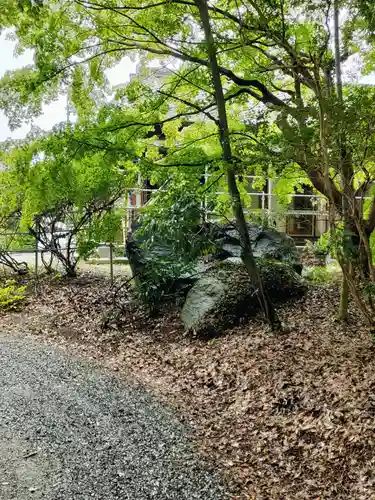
[2,273,375,499]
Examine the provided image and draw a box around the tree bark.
[195,0,279,328]
[334,0,349,320]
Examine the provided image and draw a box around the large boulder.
[126,221,302,283]
[126,236,206,295]
[180,275,229,331]
[181,259,306,337]
[213,223,302,273]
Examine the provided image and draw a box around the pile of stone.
[126,223,306,336]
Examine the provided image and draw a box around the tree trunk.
[334,0,350,320]
[195,0,280,329]
[339,275,349,320]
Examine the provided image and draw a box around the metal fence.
[2,176,370,280]
[123,179,331,240]
[0,231,128,285]
[123,175,371,242]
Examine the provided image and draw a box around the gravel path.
[0,333,227,500]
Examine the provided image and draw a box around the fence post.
[34,221,39,291]
[109,242,114,285]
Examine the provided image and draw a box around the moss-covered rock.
[214,223,302,274]
[181,259,306,337]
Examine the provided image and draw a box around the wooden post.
[109,242,114,285]
[34,221,39,292]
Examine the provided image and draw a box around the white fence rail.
[123,176,371,239]
[2,177,369,280]
[0,232,126,285]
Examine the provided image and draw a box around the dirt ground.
[1,273,375,499]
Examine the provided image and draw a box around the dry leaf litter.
[1,273,375,499]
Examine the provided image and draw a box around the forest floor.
[1,272,375,499]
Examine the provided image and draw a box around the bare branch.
[157,90,219,123]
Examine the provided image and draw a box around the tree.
[194,0,279,326]
[333,0,349,320]
[2,0,375,326]
[1,0,284,326]
[0,127,132,275]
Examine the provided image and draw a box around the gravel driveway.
[0,334,227,500]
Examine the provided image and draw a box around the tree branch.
[366,198,375,233]
[157,90,219,123]
[76,0,260,30]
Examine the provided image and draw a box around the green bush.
[136,258,194,312]
[138,186,213,259]
[113,245,125,257]
[302,240,328,266]
[303,266,333,284]
[0,280,27,310]
[133,186,216,311]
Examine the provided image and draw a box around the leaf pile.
[2,275,375,499]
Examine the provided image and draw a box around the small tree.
[28,203,122,277]
[0,128,131,276]
[0,213,29,275]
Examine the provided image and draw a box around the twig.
[112,273,140,302]
[202,173,225,193]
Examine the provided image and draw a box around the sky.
[0,31,137,142]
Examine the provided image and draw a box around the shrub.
[302,240,328,266]
[136,258,194,312]
[132,187,216,311]
[0,280,27,310]
[137,186,213,259]
[303,266,333,284]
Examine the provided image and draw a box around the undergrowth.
[0,279,27,310]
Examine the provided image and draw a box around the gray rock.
[223,257,242,265]
[221,243,242,258]
[181,260,306,336]
[216,223,301,272]
[181,276,228,331]
[126,221,303,307]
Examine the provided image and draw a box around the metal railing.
[2,177,369,280]
[123,186,331,236]
[0,231,127,285]
[123,177,372,240]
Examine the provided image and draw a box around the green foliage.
[314,232,332,256]
[136,259,194,312]
[76,210,122,260]
[303,266,334,284]
[302,239,329,266]
[113,245,125,258]
[134,185,216,311]
[5,233,34,251]
[138,184,215,260]
[0,124,133,274]
[272,168,311,207]
[2,0,375,330]
[369,232,375,263]
[0,279,26,310]
[315,227,357,261]
[1,0,374,210]
[362,282,375,299]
